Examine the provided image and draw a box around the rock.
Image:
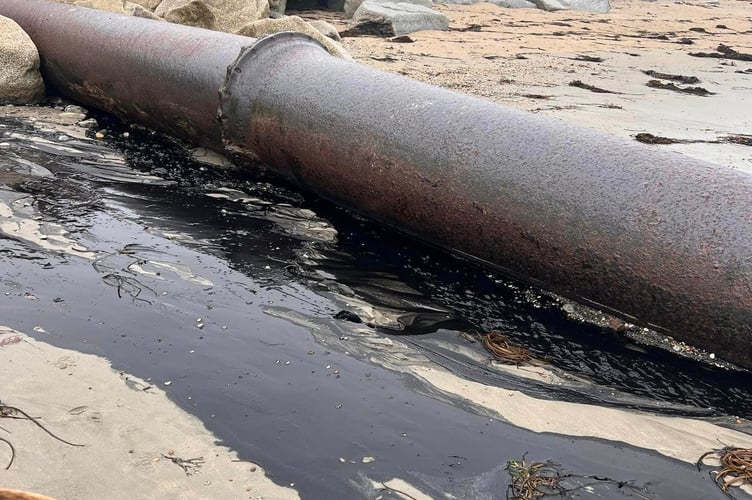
[530,0,569,10]
[344,2,449,37]
[131,0,162,8]
[560,0,609,13]
[494,0,536,7]
[73,0,126,11]
[308,20,342,42]
[207,0,270,33]
[125,2,164,18]
[73,0,163,18]
[155,0,216,29]
[268,0,287,16]
[156,0,270,33]
[235,16,352,60]
[344,0,431,19]
[0,16,45,105]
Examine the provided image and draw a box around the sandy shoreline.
[0,326,298,500]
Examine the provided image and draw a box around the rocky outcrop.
[344,2,449,37]
[236,16,351,60]
[0,16,45,105]
[155,0,270,32]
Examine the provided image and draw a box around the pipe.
[1,0,751,369]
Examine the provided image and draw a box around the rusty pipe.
[1,0,751,369]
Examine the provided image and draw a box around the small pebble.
[95,131,105,139]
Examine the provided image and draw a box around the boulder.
[530,0,569,11]
[344,0,431,19]
[73,0,127,10]
[494,0,536,8]
[235,16,352,60]
[560,0,609,13]
[155,0,216,29]
[344,2,448,37]
[72,0,162,18]
[130,0,162,8]
[0,16,45,105]
[156,0,270,33]
[268,0,287,16]
[125,2,164,18]
[308,20,342,42]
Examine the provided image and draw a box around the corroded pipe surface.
[2,0,751,368]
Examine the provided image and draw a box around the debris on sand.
[0,400,84,470]
[505,456,652,499]
[521,94,553,100]
[506,457,562,499]
[725,135,752,146]
[571,54,604,62]
[161,453,205,476]
[481,332,532,364]
[634,133,682,145]
[568,80,619,94]
[642,70,700,84]
[645,79,714,96]
[689,44,752,62]
[697,447,752,494]
[634,133,752,146]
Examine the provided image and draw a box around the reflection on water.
[1,106,751,423]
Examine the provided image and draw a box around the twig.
[0,436,15,469]
[161,454,204,476]
[0,404,84,447]
[482,332,532,365]
[376,481,420,500]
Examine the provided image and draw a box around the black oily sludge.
[88,111,752,421]
[0,106,748,498]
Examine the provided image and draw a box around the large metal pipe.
[2,0,751,369]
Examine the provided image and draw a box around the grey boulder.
[0,16,45,105]
[344,0,431,18]
[560,0,609,13]
[345,2,448,37]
